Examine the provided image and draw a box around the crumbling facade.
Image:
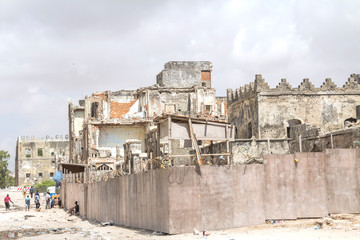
[68,61,229,179]
[15,135,69,186]
[227,74,360,139]
[225,74,360,160]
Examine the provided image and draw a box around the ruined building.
[15,135,69,186]
[226,73,360,159]
[67,61,230,178]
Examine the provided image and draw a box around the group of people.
[5,192,78,216]
[4,187,63,211]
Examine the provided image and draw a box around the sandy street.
[1,189,360,240]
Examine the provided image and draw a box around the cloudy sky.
[1,0,359,170]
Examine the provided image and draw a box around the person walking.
[34,194,40,209]
[4,194,13,210]
[30,186,34,198]
[45,192,51,209]
[25,195,30,211]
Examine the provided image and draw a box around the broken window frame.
[205,105,212,114]
[91,102,99,119]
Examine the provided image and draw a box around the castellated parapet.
[18,135,69,142]
[227,74,360,105]
[227,74,360,140]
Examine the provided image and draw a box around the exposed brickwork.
[93,93,106,100]
[201,71,211,81]
[110,99,137,119]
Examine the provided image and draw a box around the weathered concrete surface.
[86,169,169,233]
[62,182,86,217]
[167,167,202,233]
[232,164,265,227]
[227,74,360,139]
[200,166,234,230]
[326,149,360,214]
[15,135,69,186]
[166,165,266,233]
[290,126,360,153]
[157,61,212,88]
[294,152,327,218]
[264,154,297,220]
[62,149,360,234]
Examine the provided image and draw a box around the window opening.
[25,149,31,158]
[91,102,99,118]
[37,149,43,157]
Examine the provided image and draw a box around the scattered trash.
[152,231,165,235]
[203,230,210,236]
[20,226,33,229]
[101,221,114,226]
[323,217,334,226]
[314,225,319,230]
[193,228,200,235]
[24,215,36,220]
[314,221,323,229]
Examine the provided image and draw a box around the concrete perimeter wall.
[61,149,360,234]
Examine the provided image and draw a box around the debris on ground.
[101,221,114,226]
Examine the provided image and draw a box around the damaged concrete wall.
[15,136,69,186]
[227,74,360,139]
[68,100,85,164]
[289,126,360,153]
[84,123,148,171]
[156,61,212,88]
[201,139,290,164]
[258,92,359,138]
[137,87,224,119]
[68,61,227,174]
[97,125,146,155]
[109,91,140,120]
[231,139,289,164]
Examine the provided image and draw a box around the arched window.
[287,119,302,138]
[344,117,356,128]
[344,117,356,124]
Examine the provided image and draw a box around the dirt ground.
[1,190,360,240]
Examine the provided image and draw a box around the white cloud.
[0,0,360,170]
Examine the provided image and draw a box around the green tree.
[0,150,14,188]
[35,180,55,192]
